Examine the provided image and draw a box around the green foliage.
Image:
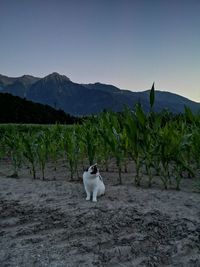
[0,89,199,191]
[62,126,80,180]
[123,105,146,186]
[22,132,38,179]
[35,130,50,180]
[80,120,97,166]
[4,128,23,177]
[48,124,63,171]
[191,129,200,168]
[98,111,127,184]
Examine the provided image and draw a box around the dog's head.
[85,163,99,176]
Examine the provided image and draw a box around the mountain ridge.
[0,92,80,124]
[0,73,199,115]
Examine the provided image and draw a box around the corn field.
[0,89,200,191]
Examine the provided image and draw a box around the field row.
[0,104,200,191]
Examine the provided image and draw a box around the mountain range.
[0,72,199,115]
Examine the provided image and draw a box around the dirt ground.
[0,160,200,267]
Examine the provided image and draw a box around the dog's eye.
[85,167,89,172]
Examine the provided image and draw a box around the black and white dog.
[83,163,105,202]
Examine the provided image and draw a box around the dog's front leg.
[85,188,91,201]
[92,187,98,202]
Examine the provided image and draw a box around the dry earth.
[0,160,200,267]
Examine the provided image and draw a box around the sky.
[0,0,200,102]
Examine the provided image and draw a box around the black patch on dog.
[91,165,98,174]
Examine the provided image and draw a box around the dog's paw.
[86,196,90,201]
[92,199,97,202]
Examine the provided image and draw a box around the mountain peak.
[21,74,35,78]
[45,72,71,82]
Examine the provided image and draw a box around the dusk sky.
[0,0,200,102]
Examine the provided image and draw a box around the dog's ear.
[84,167,89,172]
[90,163,97,168]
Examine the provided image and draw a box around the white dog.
[83,163,105,202]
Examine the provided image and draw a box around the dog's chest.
[83,174,99,190]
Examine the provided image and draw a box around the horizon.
[1,0,200,102]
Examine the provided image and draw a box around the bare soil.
[0,159,200,266]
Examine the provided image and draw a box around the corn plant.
[49,124,63,171]
[150,82,155,111]
[191,129,200,169]
[141,127,156,187]
[22,132,38,179]
[80,120,97,166]
[97,112,111,171]
[124,105,146,186]
[98,112,126,184]
[36,130,50,180]
[4,130,23,177]
[171,130,192,190]
[157,124,174,189]
[62,126,80,181]
[156,124,193,190]
[111,126,126,184]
